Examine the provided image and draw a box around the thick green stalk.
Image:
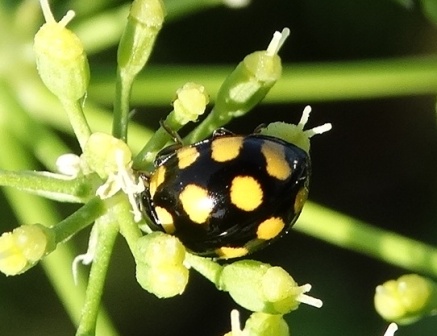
[76,217,119,336]
[297,201,437,278]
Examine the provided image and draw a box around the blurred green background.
[1,0,437,335]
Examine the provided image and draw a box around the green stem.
[60,98,92,151]
[0,126,118,335]
[76,217,119,336]
[185,253,223,286]
[114,193,143,254]
[297,201,437,278]
[132,110,185,171]
[112,68,134,141]
[0,170,99,203]
[53,196,107,244]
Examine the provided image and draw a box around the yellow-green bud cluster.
[173,82,209,125]
[0,224,55,276]
[82,132,132,179]
[374,274,437,325]
[219,260,316,314]
[135,232,189,298]
[33,0,89,101]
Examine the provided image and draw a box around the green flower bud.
[136,262,189,298]
[185,29,291,143]
[135,232,186,266]
[243,312,289,336]
[117,0,166,75]
[82,132,132,179]
[34,0,89,101]
[219,260,322,314]
[224,309,289,336]
[0,224,56,276]
[258,106,332,153]
[214,29,288,119]
[374,274,437,325]
[173,82,209,125]
[135,232,189,298]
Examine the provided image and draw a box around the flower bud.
[34,0,89,101]
[258,106,332,153]
[213,29,287,120]
[185,28,290,143]
[135,232,186,266]
[243,312,289,336]
[82,132,132,179]
[224,309,289,336]
[374,274,437,325]
[117,0,165,76]
[0,224,56,276]
[136,261,189,298]
[219,260,322,314]
[135,232,189,298]
[173,82,209,125]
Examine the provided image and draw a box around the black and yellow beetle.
[139,125,320,259]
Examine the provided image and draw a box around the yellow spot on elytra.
[179,184,214,224]
[294,187,309,214]
[211,136,243,162]
[256,217,285,240]
[155,206,175,234]
[261,141,291,180]
[177,146,199,169]
[149,165,166,198]
[215,246,249,259]
[230,175,263,211]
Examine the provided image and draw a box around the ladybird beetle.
[140,128,311,259]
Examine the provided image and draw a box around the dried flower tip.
[294,283,323,308]
[384,323,398,336]
[72,223,99,284]
[258,105,332,153]
[40,0,75,26]
[266,28,290,57]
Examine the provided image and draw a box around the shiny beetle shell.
[141,131,310,259]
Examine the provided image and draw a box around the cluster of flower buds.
[135,232,189,298]
[0,224,55,276]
